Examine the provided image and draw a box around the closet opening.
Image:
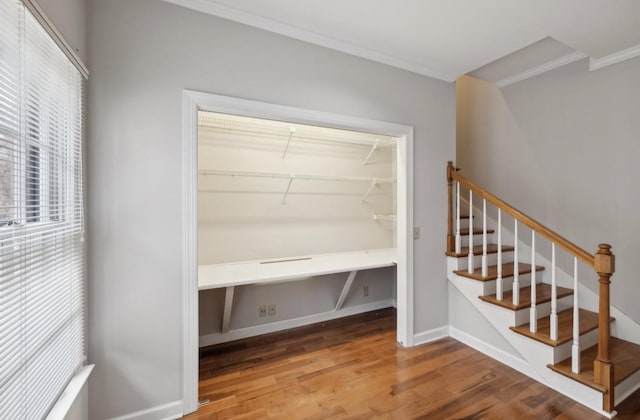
[182,91,414,414]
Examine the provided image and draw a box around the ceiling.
[164,0,640,83]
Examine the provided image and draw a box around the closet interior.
[197,111,399,347]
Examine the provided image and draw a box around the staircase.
[445,162,640,417]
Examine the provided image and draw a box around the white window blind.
[0,0,86,418]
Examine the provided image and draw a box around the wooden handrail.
[447,162,594,268]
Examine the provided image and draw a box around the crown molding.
[496,51,587,88]
[589,44,640,71]
[161,0,456,82]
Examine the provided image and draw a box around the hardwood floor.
[186,308,640,419]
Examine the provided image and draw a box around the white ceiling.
[468,37,578,85]
[165,0,640,82]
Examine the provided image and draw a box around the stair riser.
[514,295,573,325]
[481,275,539,295]
[459,234,495,248]
[454,252,515,269]
[616,368,640,407]
[552,329,600,364]
[452,270,541,292]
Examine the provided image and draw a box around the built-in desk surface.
[198,248,397,338]
[198,248,397,290]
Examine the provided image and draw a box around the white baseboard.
[108,400,183,420]
[413,326,450,346]
[200,300,394,347]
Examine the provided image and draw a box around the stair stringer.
[448,269,614,418]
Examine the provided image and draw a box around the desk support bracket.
[335,271,357,311]
[221,286,235,333]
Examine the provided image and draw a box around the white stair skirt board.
[448,273,614,417]
[449,327,534,380]
[107,400,183,420]
[199,299,393,347]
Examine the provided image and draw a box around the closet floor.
[187,308,640,419]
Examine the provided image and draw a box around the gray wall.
[86,0,455,418]
[456,57,640,325]
[37,0,87,63]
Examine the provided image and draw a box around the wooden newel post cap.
[447,161,454,181]
[594,243,615,275]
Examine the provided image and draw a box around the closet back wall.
[197,123,395,264]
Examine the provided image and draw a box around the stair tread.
[479,283,573,311]
[459,228,495,235]
[510,308,614,347]
[446,244,514,258]
[454,262,545,282]
[547,337,640,392]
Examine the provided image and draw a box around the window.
[0,0,86,418]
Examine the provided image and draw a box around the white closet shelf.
[198,169,395,184]
[198,248,397,290]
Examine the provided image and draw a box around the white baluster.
[468,190,474,273]
[496,209,503,301]
[455,182,461,254]
[482,199,488,277]
[572,257,580,374]
[512,220,519,306]
[550,243,558,341]
[530,231,537,332]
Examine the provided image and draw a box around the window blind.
[0,0,86,418]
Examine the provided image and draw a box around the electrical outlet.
[413,226,420,240]
[363,285,369,297]
[268,304,276,316]
[259,305,267,317]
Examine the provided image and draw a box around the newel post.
[446,161,455,253]
[593,243,615,412]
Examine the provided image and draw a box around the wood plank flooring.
[186,308,640,419]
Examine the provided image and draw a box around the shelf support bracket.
[282,175,294,204]
[335,271,357,311]
[361,179,378,204]
[281,127,296,159]
[221,286,235,333]
[362,140,379,166]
